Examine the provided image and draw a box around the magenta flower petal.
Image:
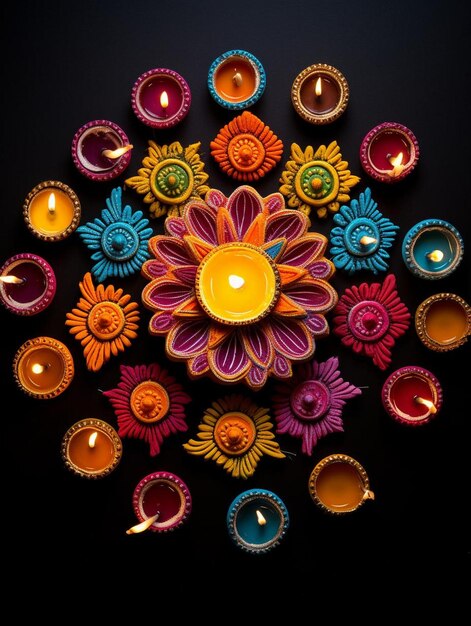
[227,186,264,239]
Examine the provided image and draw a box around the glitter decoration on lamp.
[291,63,349,125]
[65,272,140,372]
[103,363,191,456]
[279,141,360,219]
[329,187,399,274]
[125,141,209,219]
[77,187,153,282]
[207,50,266,110]
[141,185,337,389]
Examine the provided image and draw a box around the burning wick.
[126,512,160,535]
[388,152,405,177]
[0,275,24,284]
[426,250,444,263]
[256,509,267,526]
[232,71,243,87]
[101,144,133,160]
[315,76,322,97]
[88,431,98,448]
[48,192,56,215]
[414,396,437,414]
[228,274,245,289]
[360,235,377,246]
[31,363,48,374]
[160,90,169,110]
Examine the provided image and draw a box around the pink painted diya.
[0,253,56,316]
[210,111,283,181]
[103,363,191,456]
[273,356,361,455]
[141,185,338,388]
[332,274,411,370]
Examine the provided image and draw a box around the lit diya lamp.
[227,489,289,554]
[131,68,191,129]
[71,120,133,181]
[382,366,443,426]
[308,454,375,514]
[415,293,470,352]
[291,63,349,125]
[402,219,464,280]
[208,50,266,110]
[126,471,191,534]
[23,180,81,241]
[0,253,56,315]
[359,122,419,183]
[13,336,74,399]
[61,418,122,479]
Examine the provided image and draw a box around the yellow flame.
[102,144,133,159]
[48,192,56,214]
[414,396,437,414]
[126,512,160,534]
[228,274,245,289]
[315,76,322,97]
[232,72,243,87]
[0,275,23,284]
[389,152,403,167]
[256,509,267,526]
[360,236,377,246]
[426,250,444,262]
[160,91,169,109]
[88,431,98,448]
[31,363,46,374]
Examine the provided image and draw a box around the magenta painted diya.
[332,274,411,370]
[0,253,56,315]
[273,356,361,455]
[141,185,338,389]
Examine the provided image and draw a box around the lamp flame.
[315,76,322,97]
[88,431,98,448]
[48,192,56,214]
[126,512,160,535]
[414,396,437,414]
[232,72,243,87]
[0,275,24,284]
[102,144,133,159]
[360,236,377,246]
[228,274,245,289]
[160,91,169,109]
[389,152,403,168]
[426,250,444,263]
[31,363,46,374]
[256,509,267,526]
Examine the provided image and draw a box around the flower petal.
[227,186,264,239]
[143,279,193,310]
[268,318,313,360]
[279,234,328,267]
[149,236,193,266]
[184,201,218,245]
[284,279,338,312]
[209,332,250,381]
[241,325,274,367]
[167,319,210,358]
[265,210,308,242]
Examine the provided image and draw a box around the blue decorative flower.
[329,187,399,274]
[77,187,153,282]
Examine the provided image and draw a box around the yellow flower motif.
[279,141,360,219]
[183,394,285,479]
[65,272,140,372]
[125,140,210,218]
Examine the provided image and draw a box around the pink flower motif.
[273,356,361,455]
[332,274,411,370]
[103,363,191,456]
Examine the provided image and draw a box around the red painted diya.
[382,366,443,426]
[332,274,410,370]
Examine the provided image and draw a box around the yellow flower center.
[88,302,125,340]
[130,381,170,423]
[214,412,256,455]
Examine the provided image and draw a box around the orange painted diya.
[210,111,283,182]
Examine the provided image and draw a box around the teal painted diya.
[402,219,464,279]
[330,187,399,274]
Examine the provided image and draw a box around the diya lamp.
[227,489,289,554]
[131,68,191,129]
[291,63,349,125]
[382,366,443,426]
[308,454,375,514]
[330,187,399,274]
[359,122,419,183]
[208,50,266,110]
[23,180,81,241]
[402,219,464,279]
[0,253,56,315]
[415,293,470,352]
[13,336,74,399]
[126,471,191,534]
[71,120,133,181]
[61,418,122,479]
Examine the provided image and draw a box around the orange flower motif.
[65,272,140,372]
[210,111,283,182]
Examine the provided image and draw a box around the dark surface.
[1,0,470,591]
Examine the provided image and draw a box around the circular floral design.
[125,141,209,218]
[65,272,140,372]
[183,394,284,479]
[141,185,338,388]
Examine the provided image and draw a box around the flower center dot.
[311,177,323,191]
[362,312,378,330]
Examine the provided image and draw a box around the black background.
[1,0,470,595]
